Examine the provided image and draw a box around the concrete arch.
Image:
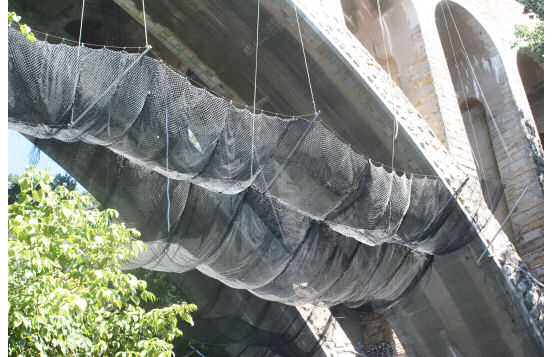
[435,1,543,270]
[339,0,450,145]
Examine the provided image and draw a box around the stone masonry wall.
[287,0,542,347]
[361,313,407,356]
[340,0,451,149]
[416,0,544,281]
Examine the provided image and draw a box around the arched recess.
[340,0,449,144]
[459,99,514,240]
[435,1,518,242]
[517,53,544,146]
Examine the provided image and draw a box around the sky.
[8,129,85,191]
[8,129,67,176]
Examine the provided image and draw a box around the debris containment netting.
[8,27,504,311]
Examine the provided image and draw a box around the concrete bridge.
[11,0,543,355]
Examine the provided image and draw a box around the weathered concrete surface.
[385,240,542,356]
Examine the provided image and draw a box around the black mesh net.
[8,27,504,354]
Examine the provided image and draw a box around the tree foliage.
[520,0,543,20]
[8,11,36,41]
[8,173,22,205]
[8,167,197,356]
[9,173,78,205]
[514,0,544,62]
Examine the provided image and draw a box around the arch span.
[340,0,450,144]
[435,0,528,246]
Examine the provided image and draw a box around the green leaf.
[61,208,72,219]
[8,167,197,356]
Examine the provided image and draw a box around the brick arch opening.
[517,53,544,147]
[459,98,514,240]
[436,0,543,282]
[436,1,518,243]
[339,0,451,143]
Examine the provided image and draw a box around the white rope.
[376,0,391,82]
[78,0,86,46]
[442,0,510,155]
[293,4,317,114]
[376,0,398,229]
[439,2,494,205]
[71,0,87,126]
[141,0,149,47]
[251,0,261,177]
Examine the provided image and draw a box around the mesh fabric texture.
[8,27,503,310]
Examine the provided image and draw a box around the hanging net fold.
[8,27,504,310]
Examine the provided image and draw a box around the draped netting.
[8,27,503,310]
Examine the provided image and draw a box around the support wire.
[294,4,317,114]
[251,0,261,177]
[376,0,398,229]
[78,0,86,46]
[439,2,494,206]
[142,0,149,47]
[442,0,510,155]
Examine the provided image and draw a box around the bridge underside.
[9,0,542,355]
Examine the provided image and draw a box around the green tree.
[49,173,77,192]
[8,173,21,205]
[8,11,36,41]
[514,0,544,62]
[9,172,79,205]
[8,167,197,356]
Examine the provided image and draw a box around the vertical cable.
[78,0,86,46]
[142,0,149,47]
[376,0,398,228]
[443,0,509,155]
[70,0,86,126]
[376,0,391,80]
[294,4,317,114]
[251,0,261,177]
[439,2,493,205]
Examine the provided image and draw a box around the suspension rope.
[439,2,494,205]
[376,0,399,229]
[293,4,317,114]
[376,0,398,166]
[442,0,510,155]
[376,0,391,82]
[141,0,149,47]
[251,0,261,177]
[70,0,87,126]
[78,0,86,46]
